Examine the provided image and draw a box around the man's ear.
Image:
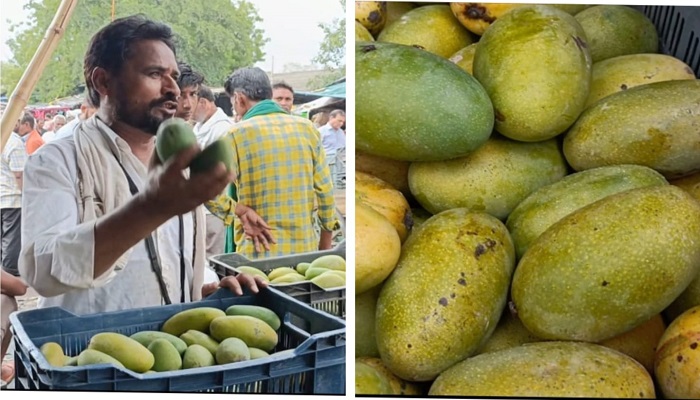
[91,67,111,97]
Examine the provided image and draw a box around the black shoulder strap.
[115,160,174,305]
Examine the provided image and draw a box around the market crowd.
[0,14,346,386]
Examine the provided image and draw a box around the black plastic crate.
[639,5,700,77]
[210,240,347,319]
[10,287,345,393]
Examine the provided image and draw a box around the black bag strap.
[114,161,179,305]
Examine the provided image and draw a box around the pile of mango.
[39,304,283,373]
[238,254,346,289]
[355,2,700,399]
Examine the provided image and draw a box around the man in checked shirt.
[206,67,339,259]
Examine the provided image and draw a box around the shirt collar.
[90,116,140,164]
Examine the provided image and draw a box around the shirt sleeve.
[312,128,339,232]
[19,145,123,298]
[204,130,238,225]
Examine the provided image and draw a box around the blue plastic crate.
[210,240,346,319]
[10,287,346,393]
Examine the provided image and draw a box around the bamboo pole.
[0,0,79,151]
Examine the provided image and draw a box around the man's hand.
[200,274,269,298]
[142,145,234,217]
[235,204,276,253]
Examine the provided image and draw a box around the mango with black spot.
[376,209,515,381]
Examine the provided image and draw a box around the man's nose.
[163,74,180,98]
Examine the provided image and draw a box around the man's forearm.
[319,229,333,250]
[93,193,171,279]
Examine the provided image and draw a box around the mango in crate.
[309,254,346,272]
[87,332,154,373]
[655,305,700,399]
[40,342,67,367]
[215,337,251,365]
[429,342,655,397]
[182,344,215,369]
[148,338,182,372]
[311,271,346,289]
[249,348,270,360]
[267,267,298,281]
[77,349,125,369]
[180,330,220,356]
[130,330,188,355]
[225,304,281,331]
[512,185,700,342]
[210,315,278,352]
[270,272,306,284]
[295,262,312,275]
[236,266,269,282]
[161,307,226,336]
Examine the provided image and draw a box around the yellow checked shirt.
[206,112,338,259]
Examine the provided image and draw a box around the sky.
[0,0,345,73]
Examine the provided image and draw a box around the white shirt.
[0,132,26,209]
[42,130,57,143]
[193,107,234,148]
[54,118,81,141]
[194,108,234,216]
[319,123,345,161]
[19,126,218,315]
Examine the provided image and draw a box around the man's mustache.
[150,95,179,109]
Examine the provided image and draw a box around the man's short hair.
[53,115,67,124]
[84,14,176,108]
[177,61,204,90]
[272,81,294,94]
[329,109,345,118]
[197,85,215,102]
[21,112,35,129]
[224,67,272,101]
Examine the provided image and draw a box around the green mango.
[429,342,655,397]
[473,5,591,142]
[586,53,695,108]
[377,5,475,59]
[575,5,658,63]
[409,135,567,221]
[156,117,197,163]
[512,185,700,342]
[189,137,233,174]
[506,164,668,259]
[376,209,515,381]
[564,79,700,180]
[356,41,493,162]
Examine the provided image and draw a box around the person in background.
[271,81,294,113]
[175,61,204,124]
[36,118,46,135]
[1,113,31,277]
[54,98,98,141]
[24,114,45,155]
[318,109,346,187]
[192,84,234,259]
[19,15,267,316]
[41,114,67,143]
[207,67,338,259]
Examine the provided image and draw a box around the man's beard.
[112,93,177,135]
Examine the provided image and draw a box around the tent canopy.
[294,77,345,104]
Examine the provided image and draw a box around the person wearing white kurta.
[17,15,269,316]
[19,117,221,315]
